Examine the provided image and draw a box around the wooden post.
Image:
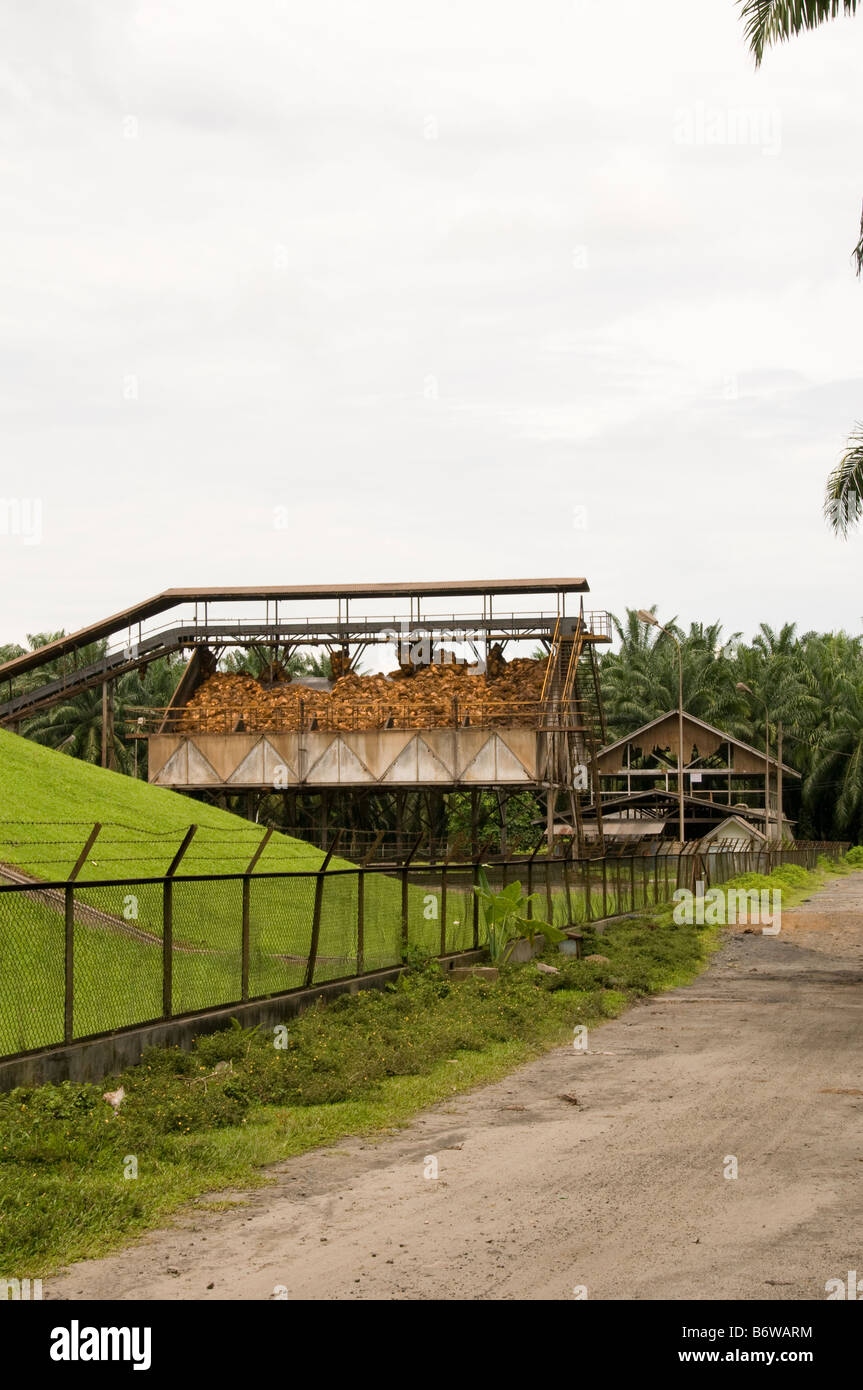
[101,682,115,770]
[64,823,101,1045]
[470,790,480,858]
[497,791,508,858]
[776,721,784,844]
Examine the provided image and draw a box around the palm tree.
[25,686,129,769]
[739,1,863,531]
[221,647,334,679]
[10,633,185,777]
[807,672,863,839]
[824,428,863,536]
[600,610,740,737]
[741,1,860,69]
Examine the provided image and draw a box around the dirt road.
[49,874,863,1301]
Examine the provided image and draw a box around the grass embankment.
[0,727,330,878]
[0,730,474,1050]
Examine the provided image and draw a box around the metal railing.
[0,835,849,1063]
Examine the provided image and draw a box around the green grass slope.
[0,727,330,878]
[0,731,479,1053]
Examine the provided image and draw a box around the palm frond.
[824,425,863,536]
[740,1,859,64]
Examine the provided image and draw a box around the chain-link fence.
[0,838,850,1060]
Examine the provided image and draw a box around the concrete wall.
[0,952,484,1092]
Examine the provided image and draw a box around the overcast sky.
[2,0,862,651]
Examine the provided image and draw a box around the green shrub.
[194,1019,262,1067]
[768,864,810,887]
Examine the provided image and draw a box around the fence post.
[583,855,592,923]
[472,839,494,950]
[241,827,272,1002]
[357,866,365,975]
[602,857,608,919]
[305,831,342,989]
[526,834,544,920]
[562,840,573,922]
[163,825,198,1020]
[64,823,101,1045]
[545,856,553,923]
[439,859,448,956]
[400,835,424,954]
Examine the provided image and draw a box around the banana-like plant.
[474,867,565,965]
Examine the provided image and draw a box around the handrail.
[540,615,562,704]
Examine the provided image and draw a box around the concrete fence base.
[0,950,485,1092]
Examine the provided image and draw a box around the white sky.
[1,0,862,650]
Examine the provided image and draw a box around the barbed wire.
[0,820,267,834]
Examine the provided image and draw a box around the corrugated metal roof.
[0,578,589,681]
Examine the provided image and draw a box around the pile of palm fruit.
[176,651,548,733]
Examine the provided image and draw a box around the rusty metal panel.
[195,733,259,782]
[380,736,421,784]
[460,737,499,783]
[415,736,456,782]
[500,728,539,778]
[147,734,178,783]
[147,725,540,789]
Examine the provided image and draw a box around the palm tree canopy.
[740,1,859,64]
[824,426,863,536]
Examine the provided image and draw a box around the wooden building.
[582,709,800,842]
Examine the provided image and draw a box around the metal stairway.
[540,607,606,852]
